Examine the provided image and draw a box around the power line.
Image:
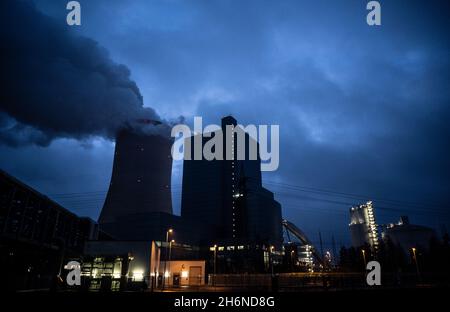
[44,180,449,218]
[263,179,449,210]
[262,180,449,214]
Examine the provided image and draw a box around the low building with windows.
[0,169,97,291]
[81,240,205,291]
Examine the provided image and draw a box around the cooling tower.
[98,125,175,240]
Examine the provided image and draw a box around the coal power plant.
[84,115,315,282]
[8,115,432,292]
[97,116,283,248]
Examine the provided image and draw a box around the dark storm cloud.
[0,0,159,146]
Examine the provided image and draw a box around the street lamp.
[361,249,367,268]
[162,228,173,290]
[412,247,421,281]
[166,228,173,242]
[126,254,134,289]
[213,244,217,287]
[290,250,295,272]
[270,246,275,276]
[168,239,175,287]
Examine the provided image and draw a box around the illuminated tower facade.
[349,201,379,250]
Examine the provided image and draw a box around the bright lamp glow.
[181,271,189,278]
[133,270,144,281]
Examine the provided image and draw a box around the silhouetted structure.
[99,125,180,241]
[181,116,283,249]
[381,216,436,255]
[282,220,322,266]
[0,169,97,291]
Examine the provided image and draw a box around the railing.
[208,272,449,291]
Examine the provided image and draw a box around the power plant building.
[349,201,379,250]
[90,116,285,281]
[381,216,436,256]
[181,116,283,248]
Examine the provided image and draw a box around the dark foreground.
[7,287,449,311]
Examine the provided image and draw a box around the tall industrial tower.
[181,116,283,247]
[349,201,379,250]
[98,124,176,240]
